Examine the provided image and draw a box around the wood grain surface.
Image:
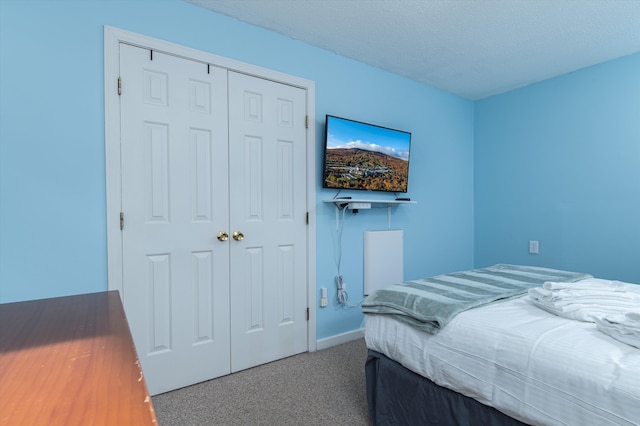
[0,291,157,425]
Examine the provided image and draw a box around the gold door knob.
[216,231,229,241]
[232,231,244,241]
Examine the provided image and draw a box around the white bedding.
[364,295,640,425]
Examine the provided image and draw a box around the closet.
[108,35,313,395]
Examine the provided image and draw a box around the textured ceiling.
[186,0,640,100]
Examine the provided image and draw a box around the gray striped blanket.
[362,264,592,334]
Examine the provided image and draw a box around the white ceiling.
[186,0,640,100]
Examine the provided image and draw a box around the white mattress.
[364,295,640,426]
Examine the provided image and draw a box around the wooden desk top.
[0,291,157,425]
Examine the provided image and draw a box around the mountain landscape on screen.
[323,147,409,192]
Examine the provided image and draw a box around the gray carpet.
[152,338,370,425]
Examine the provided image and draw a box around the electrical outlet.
[529,240,539,254]
[320,287,328,307]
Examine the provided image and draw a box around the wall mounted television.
[322,115,411,193]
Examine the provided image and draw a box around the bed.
[362,264,640,425]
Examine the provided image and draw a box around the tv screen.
[322,115,411,193]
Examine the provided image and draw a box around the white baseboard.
[316,328,364,351]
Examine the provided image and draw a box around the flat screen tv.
[322,115,411,193]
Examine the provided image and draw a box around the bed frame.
[365,350,528,426]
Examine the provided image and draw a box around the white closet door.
[119,44,230,395]
[228,71,308,372]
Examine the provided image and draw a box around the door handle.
[216,231,229,241]
[232,231,244,241]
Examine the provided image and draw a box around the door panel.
[228,71,308,372]
[120,44,230,395]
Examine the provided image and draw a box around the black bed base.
[365,350,529,426]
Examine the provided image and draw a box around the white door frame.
[103,25,317,352]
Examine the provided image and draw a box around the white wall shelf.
[324,198,416,229]
[323,199,416,208]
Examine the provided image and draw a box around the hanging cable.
[334,205,346,277]
[333,203,365,308]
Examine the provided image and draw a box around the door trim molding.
[103,26,317,351]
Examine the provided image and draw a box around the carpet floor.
[152,338,370,425]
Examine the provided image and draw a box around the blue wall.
[475,53,640,282]
[0,0,474,340]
